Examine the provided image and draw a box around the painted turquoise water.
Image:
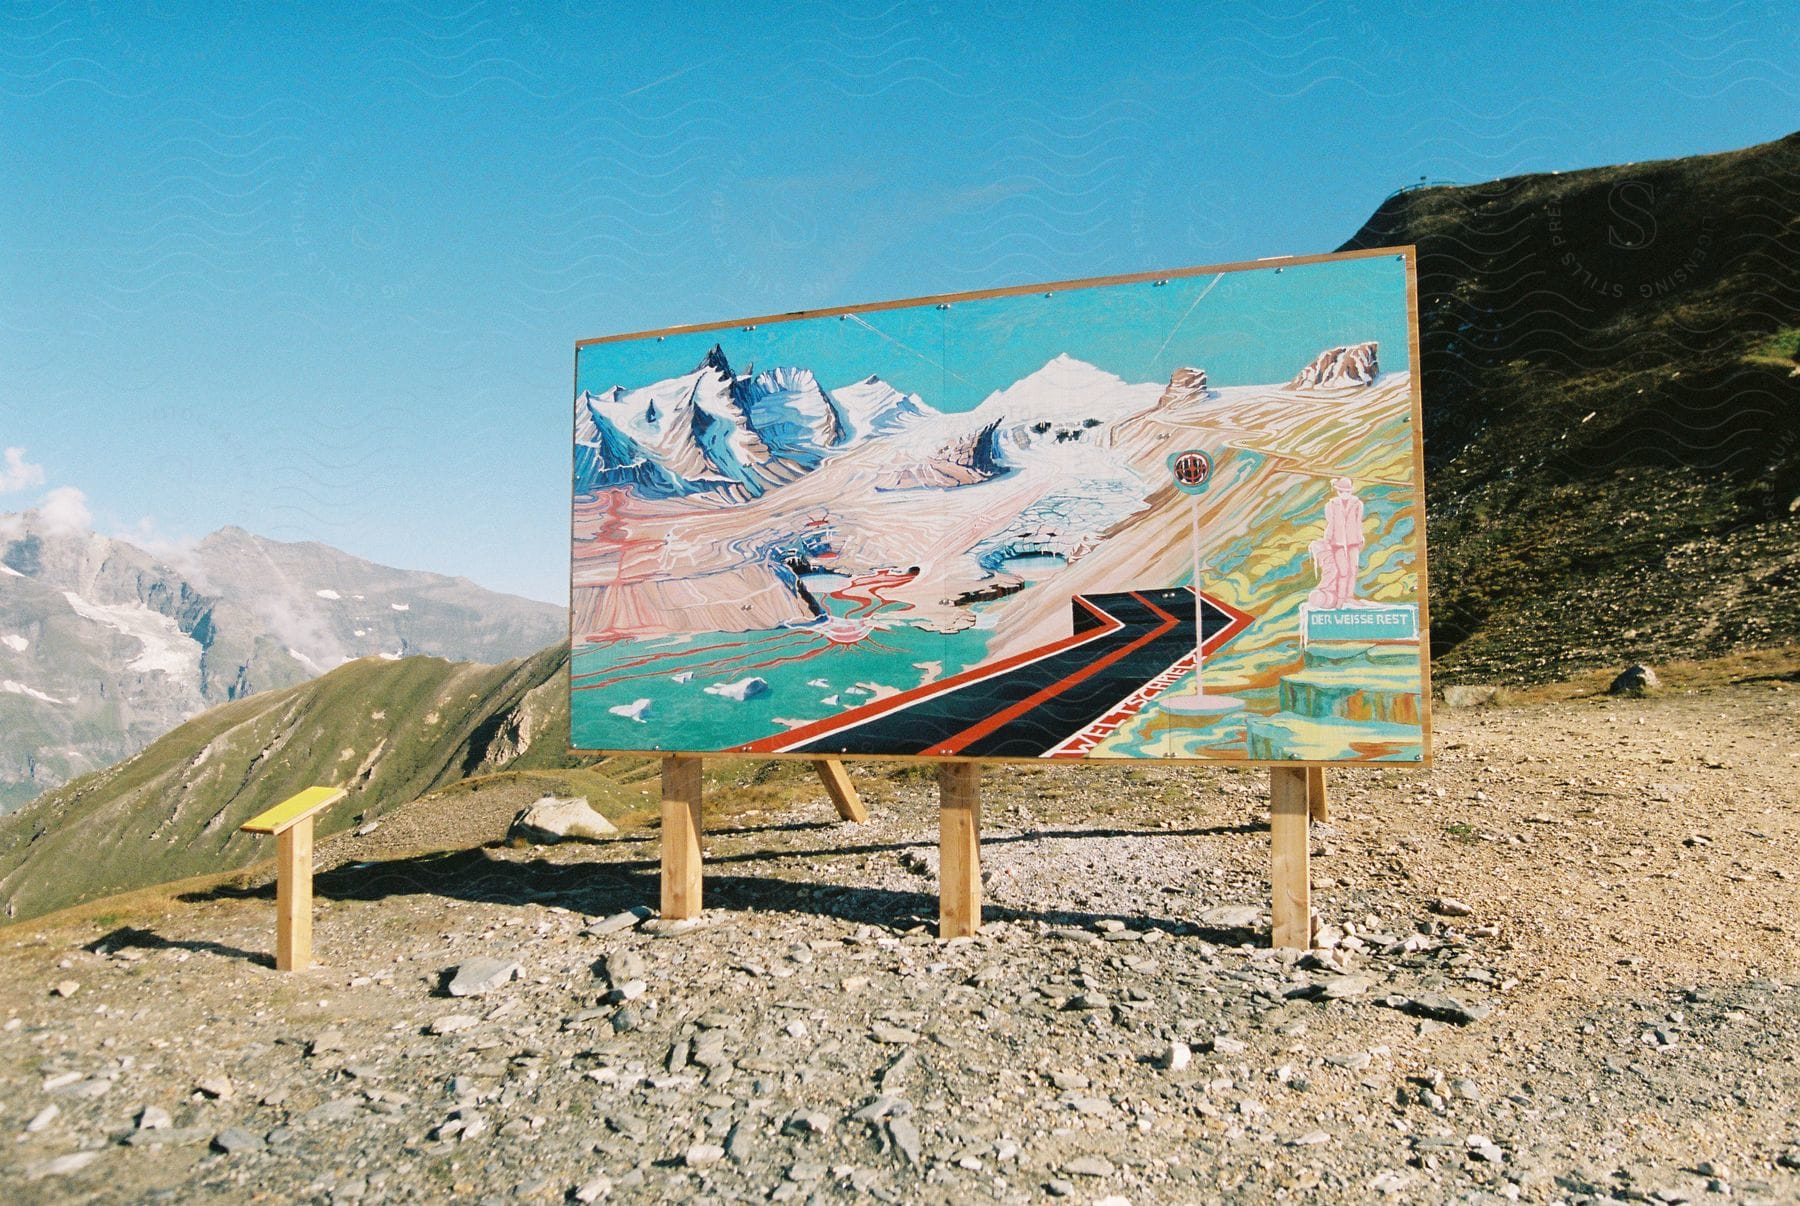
[570,574,995,752]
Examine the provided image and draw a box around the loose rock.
[683,1142,725,1167]
[509,795,618,844]
[27,1151,100,1180]
[195,1076,234,1101]
[446,958,521,997]
[212,1127,263,1155]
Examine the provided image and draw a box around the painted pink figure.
[1323,476,1365,608]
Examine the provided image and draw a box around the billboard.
[571,249,1430,763]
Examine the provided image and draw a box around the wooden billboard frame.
[570,246,1431,947]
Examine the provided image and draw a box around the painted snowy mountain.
[740,364,846,466]
[874,419,1006,491]
[1290,341,1380,388]
[575,350,1185,505]
[957,353,1168,459]
[574,345,939,502]
[868,355,1158,489]
[575,346,780,501]
[830,376,936,441]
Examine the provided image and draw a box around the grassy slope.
[0,647,574,921]
[1341,132,1800,681]
[0,641,848,923]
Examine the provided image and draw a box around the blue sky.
[3,2,1794,602]
[578,254,1412,411]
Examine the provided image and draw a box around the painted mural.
[570,250,1430,763]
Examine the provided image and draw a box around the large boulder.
[1606,664,1661,697]
[509,795,618,844]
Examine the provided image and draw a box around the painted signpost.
[571,248,1430,946]
[1161,448,1243,718]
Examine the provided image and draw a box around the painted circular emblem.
[1169,449,1213,494]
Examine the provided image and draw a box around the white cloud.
[118,515,201,569]
[0,448,45,493]
[35,486,91,534]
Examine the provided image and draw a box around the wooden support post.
[811,758,868,823]
[661,755,704,921]
[275,819,314,972]
[1269,767,1312,950]
[1306,765,1329,824]
[938,762,982,939]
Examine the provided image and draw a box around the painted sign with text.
[570,249,1431,763]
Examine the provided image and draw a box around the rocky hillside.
[1341,131,1800,681]
[0,644,582,922]
[0,518,566,811]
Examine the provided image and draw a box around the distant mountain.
[0,517,566,812]
[0,643,576,922]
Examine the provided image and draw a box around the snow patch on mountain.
[2,634,27,652]
[315,589,342,600]
[390,603,410,612]
[59,591,201,678]
[2,680,64,705]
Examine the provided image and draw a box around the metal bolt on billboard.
[570,248,1430,764]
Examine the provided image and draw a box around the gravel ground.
[1,679,1796,1204]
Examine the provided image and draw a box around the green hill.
[1341,131,1800,680]
[0,646,589,922]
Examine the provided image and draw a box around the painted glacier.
[570,250,1430,763]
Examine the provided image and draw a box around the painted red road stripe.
[929,592,1181,755]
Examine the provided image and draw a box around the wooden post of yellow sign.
[239,786,347,972]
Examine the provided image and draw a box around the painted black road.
[783,588,1242,758]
